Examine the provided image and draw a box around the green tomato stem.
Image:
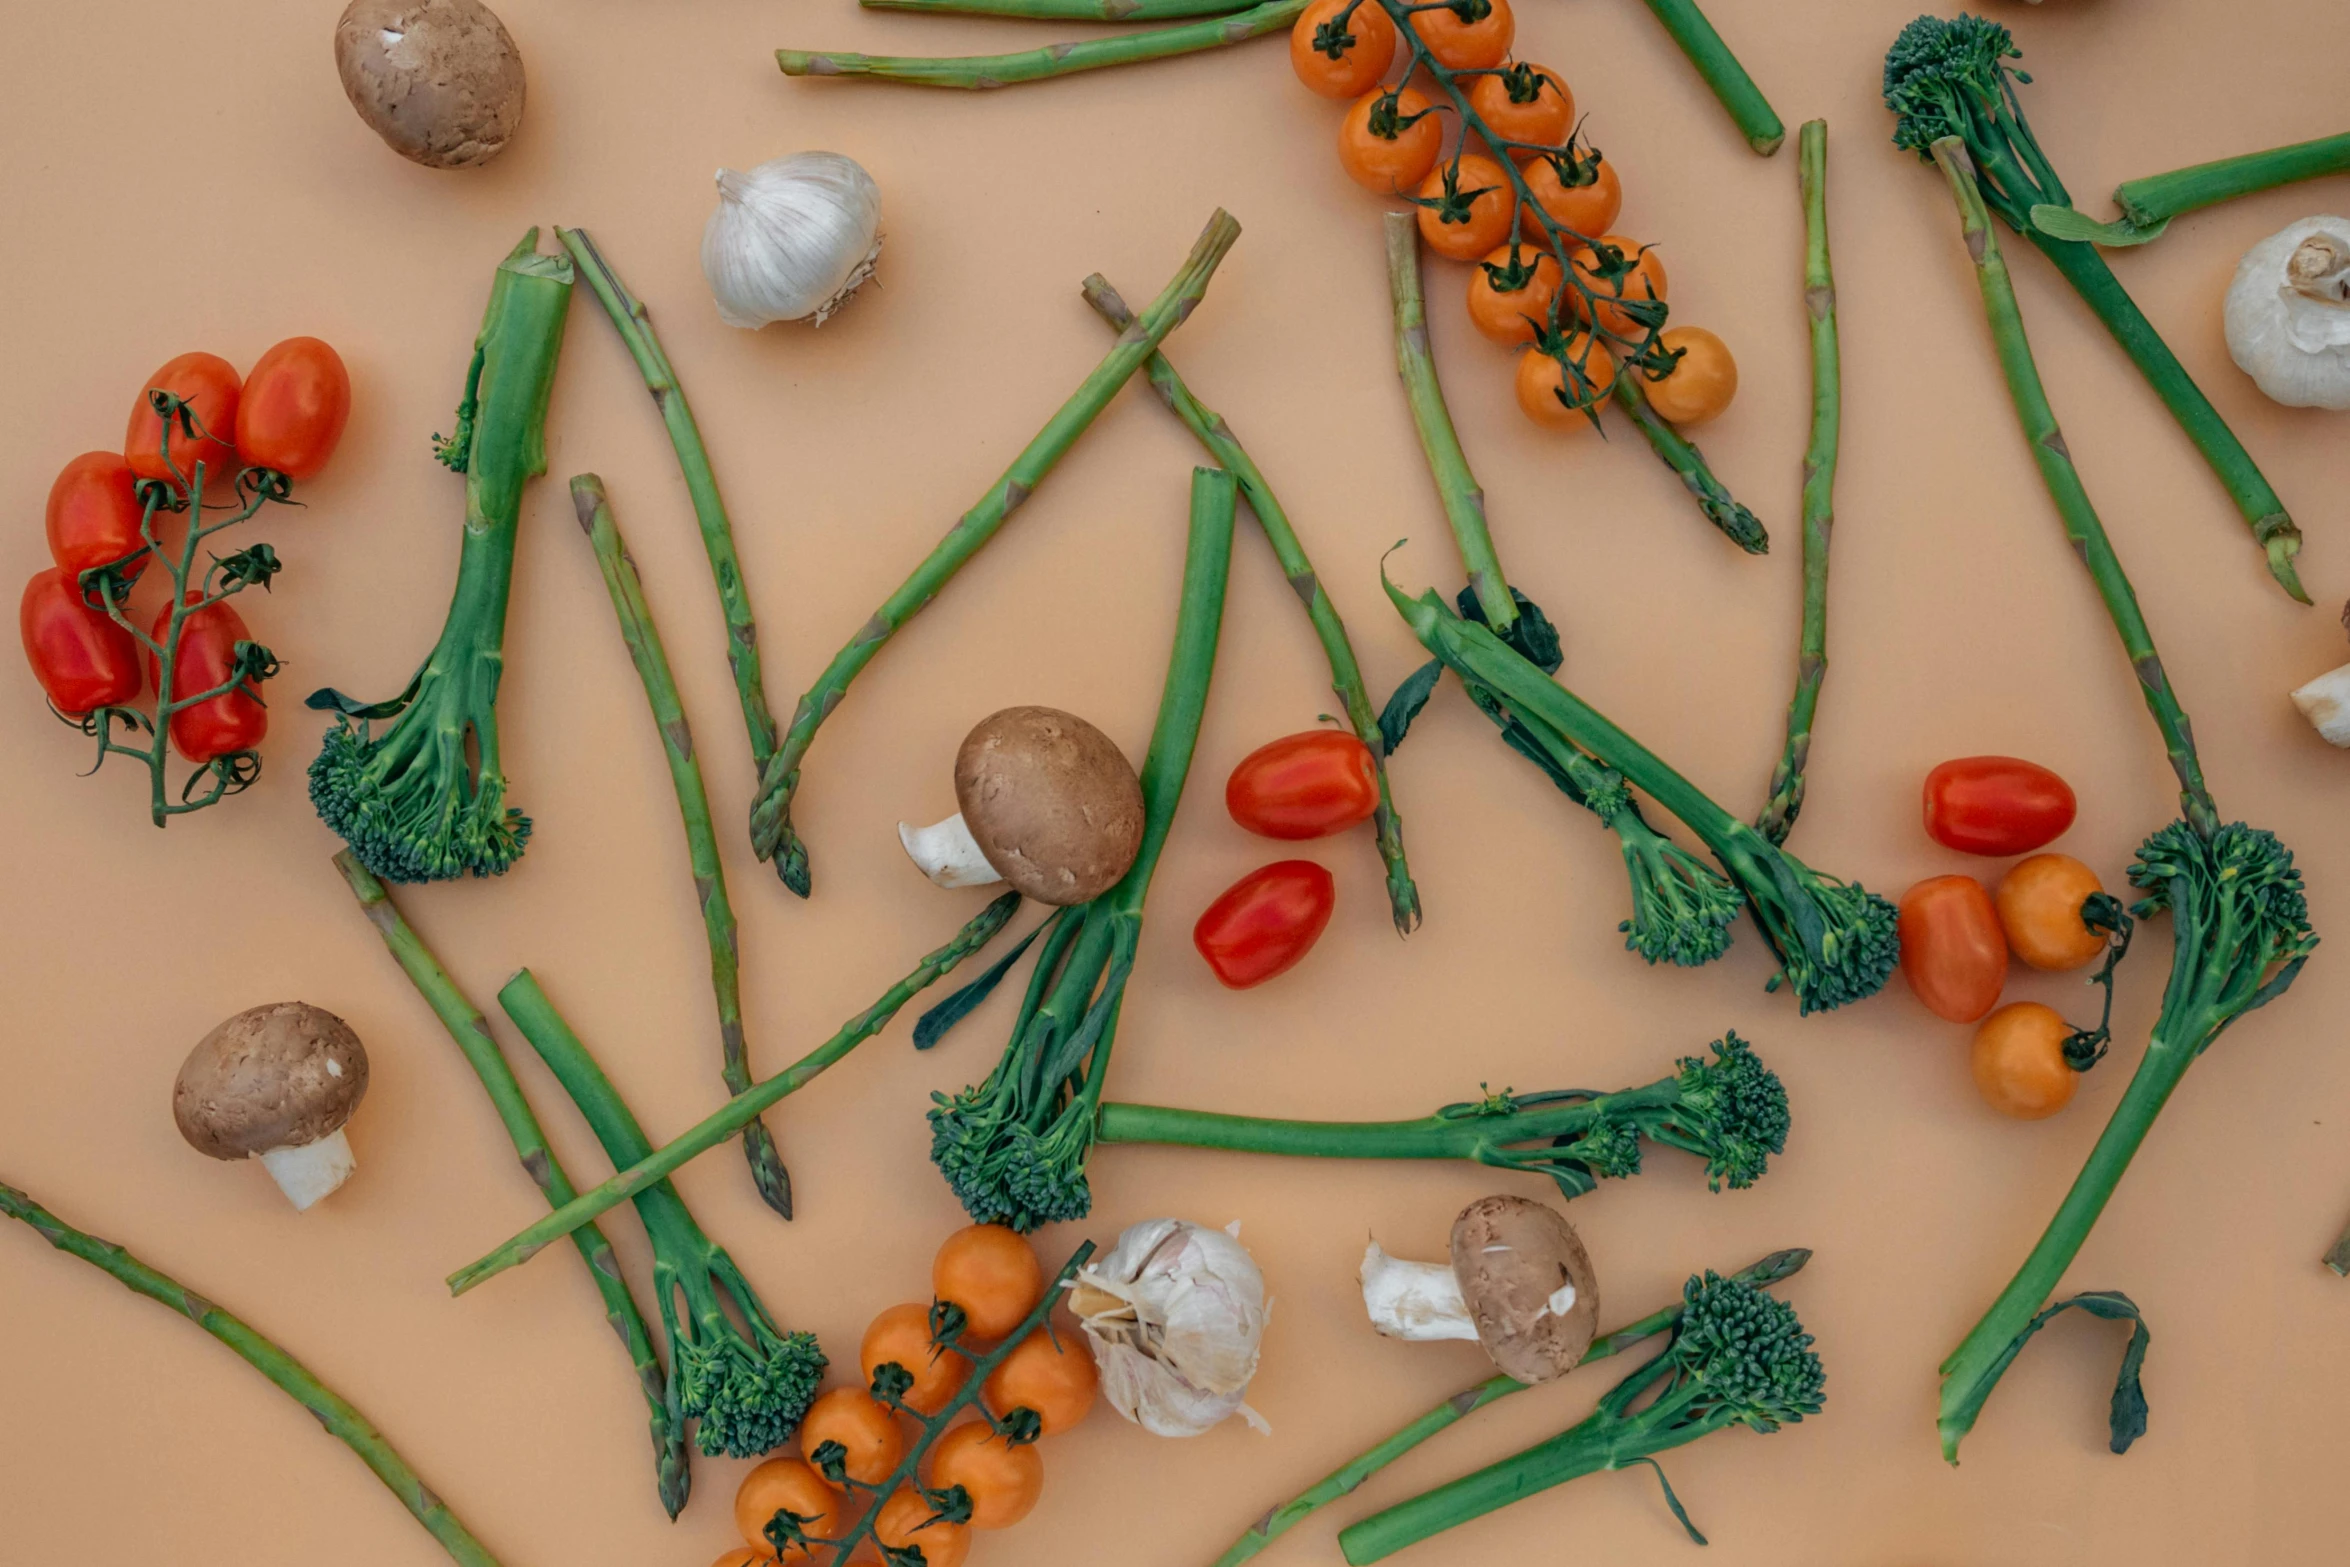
[778,0,1305,87]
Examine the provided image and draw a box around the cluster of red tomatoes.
[1898,756,2120,1120]
[1288,0,1737,431]
[20,341,349,766]
[720,1224,1097,1567]
[1192,730,1384,988]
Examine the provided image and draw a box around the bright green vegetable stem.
[2115,130,2350,231]
[745,209,1242,894]
[863,0,1251,16]
[1080,273,1420,936]
[1099,1076,1684,1160]
[571,475,794,1219]
[334,850,689,1516]
[1209,1247,1812,1566]
[0,1179,506,1567]
[1637,0,1785,155]
[447,893,1020,1294]
[779,0,1305,87]
[1757,119,1840,845]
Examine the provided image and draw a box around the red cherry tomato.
[1897,874,2008,1023]
[1194,861,1336,989]
[1227,732,1380,840]
[124,352,242,487]
[1923,756,2076,856]
[149,597,267,762]
[21,568,142,716]
[46,452,148,574]
[235,337,351,480]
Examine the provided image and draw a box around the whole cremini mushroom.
[173,1003,370,1211]
[334,0,525,170]
[1359,1195,1599,1384]
[898,706,1145,905]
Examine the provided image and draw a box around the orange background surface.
[5,1,2349,1562]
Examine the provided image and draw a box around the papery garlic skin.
[701,151,882,329]
[1359,1242,1479,1342]
[2291,663,2350,746]
[2225,217,2350,409]
[1073,1218,1270,1437]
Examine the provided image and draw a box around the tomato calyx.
[1415,159,1503,228]
[1529,323,1608,416]
[1531,134,1604,192]
[991,1405,1043,1447]
[1478,240,1546,293]
[2059,893,2137,1072]
[1367,85,1438,142]
[1494,60,1550,104]
[918,1482,976,1529]
[1413,0,1492,23]
[1310,0,1371,59]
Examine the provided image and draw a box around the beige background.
[5,0,2349,1562]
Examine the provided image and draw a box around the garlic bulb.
[2224,217,2350,409]
[700,151,881,329]
[1071,1218,1270,1438]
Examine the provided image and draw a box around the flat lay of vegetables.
[8,1,2347,1562]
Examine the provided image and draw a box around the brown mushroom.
[898,706,1145,905]
[334,0,525,171]
[1360,1195,1600,1385]
[173,1003,370,1211]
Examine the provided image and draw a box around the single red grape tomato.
[1922,756,2076,856]
[1193,860,1337,989]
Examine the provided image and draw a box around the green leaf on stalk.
[1377,660,1443,755]
[2027,204,2169,247]
[1978,1289,2151,1454]
[913,916,1045,1050]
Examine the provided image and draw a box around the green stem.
[571,474,793,1221]
[0,1180,506,1566]
[1634,0,1784,155]
[1610,376,1767,554]
[861,0,1252,16]
[556,230,783,791]
[1757,119,1838,845]
[746,209,1242,894]
[1932,141,2218,838]
[1386,213,1514,637]
[1098,1079,1678,1161]
[2114,130,2350,229]
[779,0,1304,87]
[1209,1247,1810,1566]
[1080,274,1420,936]
[448,894,1021,1294]
[332,850,688,1516]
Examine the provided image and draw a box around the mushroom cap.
[1448,1195,1600,1384]
[173,1003,370,1161]
[334,0,525,171]
[953,707,1145,906]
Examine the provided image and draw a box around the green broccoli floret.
[2128,820,2315,1044]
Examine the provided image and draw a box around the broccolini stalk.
[0,1179,508,1567]
[498,972,827,1457]
[746,210,1241,894]
[929,468,1235,1232]
[1098,1033,1789,1201]
[1928,139,2316,1462]
[1634,0,1785,155]
[334,851,689,1517]
[444,893,1020,1295]
[779,0,1305,87]
[2031,130,2350,247]
[1338,1270,1824,1561]
[863,0,1250,15]
[571,475,793,1221]
[1081,273,1420,935]
[1884,14,2307,601]
[307,230,573,880]
[1210,1247,1812,1567]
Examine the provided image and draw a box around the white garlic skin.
[1073,1218,1270,1438]
[2224,217,2350,409]
[2291,663,2350,746]
[701,151,882,329]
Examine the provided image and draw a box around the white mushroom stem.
[1360,1243,1479,1342]
[2291,664,2350,746]
[898,812,1006,889]
[257,1128,357,1212]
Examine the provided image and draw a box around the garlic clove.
[1075,1217,1270,1437]
[2291,663,2350,746]
[898,812,1005,889]
[701,151,882,330]
[1360,1241,1480,1342]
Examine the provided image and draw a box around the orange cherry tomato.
[1897,875,2007,1023]
[983,1325,1098,1436]
[1641,327,1737,425]
[1925,755,2077,856]
[927,1421,1044,1529]
[149,596,268,763]
[875,1488,971,1567]
[1408,0,1512,69]
[1568,237,1668,337]
[124,352,241,486]
[46,452,147,575]
[861,1302,969,1417]
[933,1224,1044,1341]
[1996,854,2108,972]
[1290,0,1397,99]
[1518,149,1621,241]
[235,337,350,480]
[21,567,142,716]
[797,1386,907,1487]
[1415,154,1516,260]
[1338,87,1442,194]
[1468,62,1573,150]
[1227,730,1381,839]
[1513,335,1616,430]
[709,1550,776,1567]
[1195,860,1337,988]
[733,1456,840,1561]
[1466,244,1564,345]
[1971,1002,2079,1120]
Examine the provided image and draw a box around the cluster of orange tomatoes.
[1288,0,1738,432]
[716,1225,1099,1567]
